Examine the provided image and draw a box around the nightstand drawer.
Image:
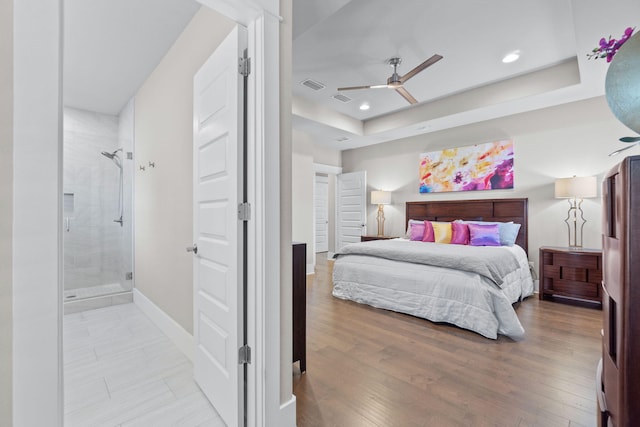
[553,253,599,270]
[546,279,599,299]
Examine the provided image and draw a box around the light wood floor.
[293,254,602,427]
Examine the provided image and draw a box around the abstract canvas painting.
[419,140,514,193]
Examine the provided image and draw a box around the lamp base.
[564,198,586,248]
[376,204,385,237]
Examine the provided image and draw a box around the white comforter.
[332,239,534,339]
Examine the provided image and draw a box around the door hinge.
[238,344,252,365]
[238,202,251,221]
[239,57,251,76]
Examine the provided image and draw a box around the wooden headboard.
[405,198,529,255]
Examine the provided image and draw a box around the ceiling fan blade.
[620,136,640,143]
[399,54,443,83]
[337,84,387,91]
[608,143,638,157]
[395,87,418,104]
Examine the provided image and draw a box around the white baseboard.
[306,263,315,275]
[279,395,297,427]
[133,288,194,361]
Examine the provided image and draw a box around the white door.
[314,175,329,253]
[337,171,366,250]
[192,26,246,427]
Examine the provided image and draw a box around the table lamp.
[554,176,597,247]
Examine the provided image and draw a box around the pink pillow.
[409,221,425,241]
[450,222,469,245]
[468,223,501,246]
[422,220,435,242]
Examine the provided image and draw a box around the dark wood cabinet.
[360,235,397,242]
[292,242,306,373]
[539,246,602,308]
[599,155,640,426]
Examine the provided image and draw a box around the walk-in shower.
[63,103,134,313]
[101,148,124,226]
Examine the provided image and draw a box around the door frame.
[313,174,329,255]
[11,1,292,426]
[314,163,342,259]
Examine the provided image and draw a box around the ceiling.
[64,0,201,115]
[292,0,640,150]
[63,0,639,149]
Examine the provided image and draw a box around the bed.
[332,198,534,339]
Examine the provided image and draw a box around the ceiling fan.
[609,136,640,156]
[337,54,443,105]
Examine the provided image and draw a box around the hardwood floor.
[293,254,602,427]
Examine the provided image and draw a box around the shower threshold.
[64,283,132,314]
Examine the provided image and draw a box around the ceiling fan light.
[359,102,370,111]
[502,50,521,63]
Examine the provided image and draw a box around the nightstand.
[539,246,602,308]
[360,235,397,242]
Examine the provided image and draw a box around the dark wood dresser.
[292,242,306,373]
[599,155,640,426]
[539,246,602,308]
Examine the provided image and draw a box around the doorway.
[12,1,290,425]
[314,174,329,254]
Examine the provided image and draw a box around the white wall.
[12,0,63,424]
[279,0,294,407]
[292,130,315,268]
[0,0,12,422]
[292,130,343,265]
[342,96,632,271]
[134,7,234,334]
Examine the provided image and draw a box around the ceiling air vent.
[300,79,326,91]
[332,93,352,103]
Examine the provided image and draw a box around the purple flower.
[588,27,635,62]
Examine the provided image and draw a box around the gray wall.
[134,7,235,334]
[0,0,12,421]
[342,96,632,272]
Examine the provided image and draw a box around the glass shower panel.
[63,104,134,306]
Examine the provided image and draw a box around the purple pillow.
[409,221,426,241]
[422,220,435,242]
[450,222,469,245]
[468,223,500,246]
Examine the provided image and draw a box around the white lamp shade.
[554,176,597,199]
[371,190,391,205]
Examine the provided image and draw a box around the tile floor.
[64,303,225,426]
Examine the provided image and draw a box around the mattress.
[332,241,534,339]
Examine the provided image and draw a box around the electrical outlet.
[528,261,535,270]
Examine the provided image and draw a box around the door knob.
[186,244,198,254]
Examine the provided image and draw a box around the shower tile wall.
[64,107,124,291]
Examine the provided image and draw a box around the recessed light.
[502,50,520,63]
[359,102,370,111]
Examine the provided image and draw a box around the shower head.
[101,148,122,159]
[101,148,123,169]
